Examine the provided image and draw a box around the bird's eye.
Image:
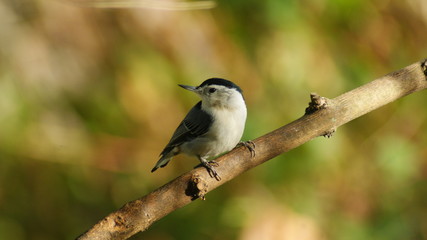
[208,88,217,93]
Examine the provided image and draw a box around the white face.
[198,84,243,109]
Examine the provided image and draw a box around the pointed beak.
[178,84,198,92]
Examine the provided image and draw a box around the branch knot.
[186,174,208,200]
[305,93,329,114]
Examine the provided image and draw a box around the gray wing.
[160,101,213,157]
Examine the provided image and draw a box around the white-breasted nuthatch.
[151,78,253,180]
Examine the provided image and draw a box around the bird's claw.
[202,161,221,181]
[207,160,219,167]
[236,140,256,157]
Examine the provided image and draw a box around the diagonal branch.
[77,59,427,240]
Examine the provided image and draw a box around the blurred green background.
[1,0,427,239]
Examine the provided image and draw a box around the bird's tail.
[152,145,180,172]
[151,155,172,172]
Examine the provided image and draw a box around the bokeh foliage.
[0,0,426,239]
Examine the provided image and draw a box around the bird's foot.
[236,140,256,157]
[207,160,219,167]
[202,160,221,181]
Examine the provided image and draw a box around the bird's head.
[179,78,245,110]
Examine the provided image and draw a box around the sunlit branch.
[76,59,427,240]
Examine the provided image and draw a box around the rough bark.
[77,59,427,240]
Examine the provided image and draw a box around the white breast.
[212,110,246,152]
[201,95,247,157]
[180,90,247,159]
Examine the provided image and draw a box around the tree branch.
[77,59,427,240]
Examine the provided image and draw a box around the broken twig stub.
[186,174,208,200]
[305,93,329,114]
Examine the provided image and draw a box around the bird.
[151,78,253,180]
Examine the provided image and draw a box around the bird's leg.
[235,140,256,157]
[199,156,221,181]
